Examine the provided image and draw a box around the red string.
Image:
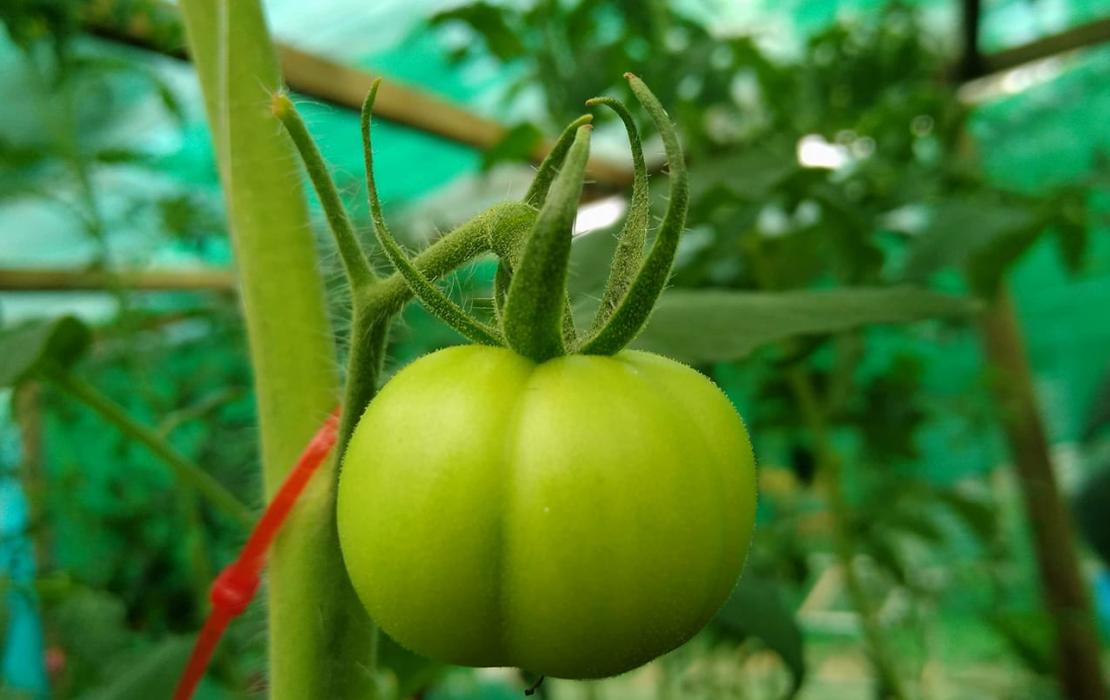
[173,407,341,700]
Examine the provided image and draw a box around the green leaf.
[688,145,799,205]
[897,198,1040,284]
[634,287,978,364]
[1073,467,1110,568]
[990,610,1055,675]
[0,315,91,388]
[712,574,805,695]
[92,147,150,165]
[1082,367,1110,442]
[79,636,196,700]
[481,122,543,170]
[430,2,527,61]
[935,489,997,542]
[379,633,447,698]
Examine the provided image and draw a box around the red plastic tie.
[172,407,341,700]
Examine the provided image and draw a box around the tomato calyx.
[278,74,688,364]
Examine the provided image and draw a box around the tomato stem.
[359,79,505,346]
[173,409,340,700]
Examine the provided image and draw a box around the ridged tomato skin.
[337,345,757,679]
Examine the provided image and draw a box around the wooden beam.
[80,0,631,188]
[0,268,236,292]
[978,16,1110,76]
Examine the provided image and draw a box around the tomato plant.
[339,346,756,678]
[289,74,758,680]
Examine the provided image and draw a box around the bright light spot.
[796,134,850,170]
[574,195,627,236]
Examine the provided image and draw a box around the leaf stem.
[786,368,909,700]
[359,80,503,346]
[47,369,253,526]
[273,93,377,291]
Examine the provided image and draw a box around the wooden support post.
[979,289,1108,700]
[0,268,236,292]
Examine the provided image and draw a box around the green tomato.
[337,345,756,679]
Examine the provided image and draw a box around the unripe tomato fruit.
[337,345,756,679]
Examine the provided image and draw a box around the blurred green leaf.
[1081,366,1110,443]
[712,573,805,696]
[0,315,91,388]
[91,147,149,165]
[688,146,799,205]
[481,122,542,171]
[990,610,1054,675]
[51,588,130,665]
[935,489,998,542]
[635,287,978,363]
[1073,467,1110,568]
[78,636,195,700]
[965,225,1042,297]
[379,633,446,698]
[898,199,1040,285]
[430,2,526,61]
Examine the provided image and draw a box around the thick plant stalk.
[979,289,1107,700]
[178,1,375,697]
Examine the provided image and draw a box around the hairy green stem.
[335,200,537,474]
[273,93,377,290]
[356,82,503,346]
[359,202,538,322]
[47,369,253,526]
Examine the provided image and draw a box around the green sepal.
[273,92,376,291]
[502,124,593,361]
[523,114,593,209]
[502,116,592,343]
[584,95,649,332]
[579,74,688,356]
[361,80,503,346]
